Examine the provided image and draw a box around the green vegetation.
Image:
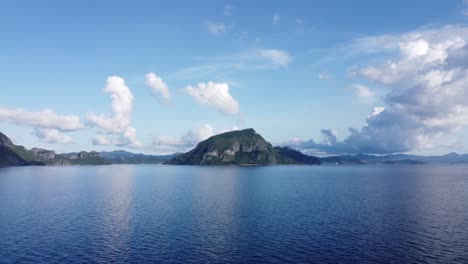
[0,131,174,167]
[165,128,321,166]
[101,151,178,164]
[0,132,44,166]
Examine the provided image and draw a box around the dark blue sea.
[1,165,468,263]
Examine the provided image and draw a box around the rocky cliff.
[0,132,44,166]
[0,132,110,166]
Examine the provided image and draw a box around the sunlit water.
[1,165,468,263]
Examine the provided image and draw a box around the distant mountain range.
[166,129,468,165]
[100,151,178,164]
[320,152,468,165]
[0,131,176,167]
[2,129,468,167]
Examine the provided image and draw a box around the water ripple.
[0,165,467,263]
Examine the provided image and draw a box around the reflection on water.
[0,165,468,263]
[95,165,135,262]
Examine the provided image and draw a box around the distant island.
[164,128,321,165]
[2,129,468,167]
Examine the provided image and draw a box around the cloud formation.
[0,107,83,144]
[145,72,170,104]
[153,124,238,153]
[352,84,376,103]
[88,76,140,147]
[92,134,112,146]
[186,81,240,115]
[320,129,338,144]
[290,25,468,154]
[153,124,214,151]
[171,48,293,80]
[258,49,293,67]
[34,128,72,144]
[205,22,227,35]
[0,107,83,131]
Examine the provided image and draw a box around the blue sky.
[1,0,468,155]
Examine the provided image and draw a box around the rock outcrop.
[0,132,44,166]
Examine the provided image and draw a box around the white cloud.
[258,49,292,67]
[34,128,72,144]
[272,14,280,25]
[154,124,214,149]
[152,124,238,153]
[0,107,83,131]
[186,81,240,115]
[321,129,338,144]
[353,84,376,103]
[92,134,112,146]
[88,76,140,147]
[180,124,215,146]
[170,48,293,80]
[318,72,329,80]
[145,72,170,104]
[290,25,468,154]
[368,106,385,119]
[205,22,227,35]
[0,107,83,144]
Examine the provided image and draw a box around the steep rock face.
[59,151,109,165]
[165,128,319,166]
[0,131,112,166]
[30,148,56,160]
[0,146,33,166]
[0,132,44,166]
[0,132,13,147]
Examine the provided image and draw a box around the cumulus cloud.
[145,72,170,104]
[34,128,72,144]
[272,14,280,25]
[290,25,468,154]
[153,124,237,153]
[92,134,112,146]
[0,107,83,131]
[258,49,292,67]
[205,22,227,35]
[321,129,338,144]
[88,76,140,147]
[154,124,214,150]
[352,84,376,103]
[0,107,83,143]
[186,81,240,115]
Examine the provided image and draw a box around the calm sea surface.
[1,165,468,263]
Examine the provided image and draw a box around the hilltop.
[164,128,320,165]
